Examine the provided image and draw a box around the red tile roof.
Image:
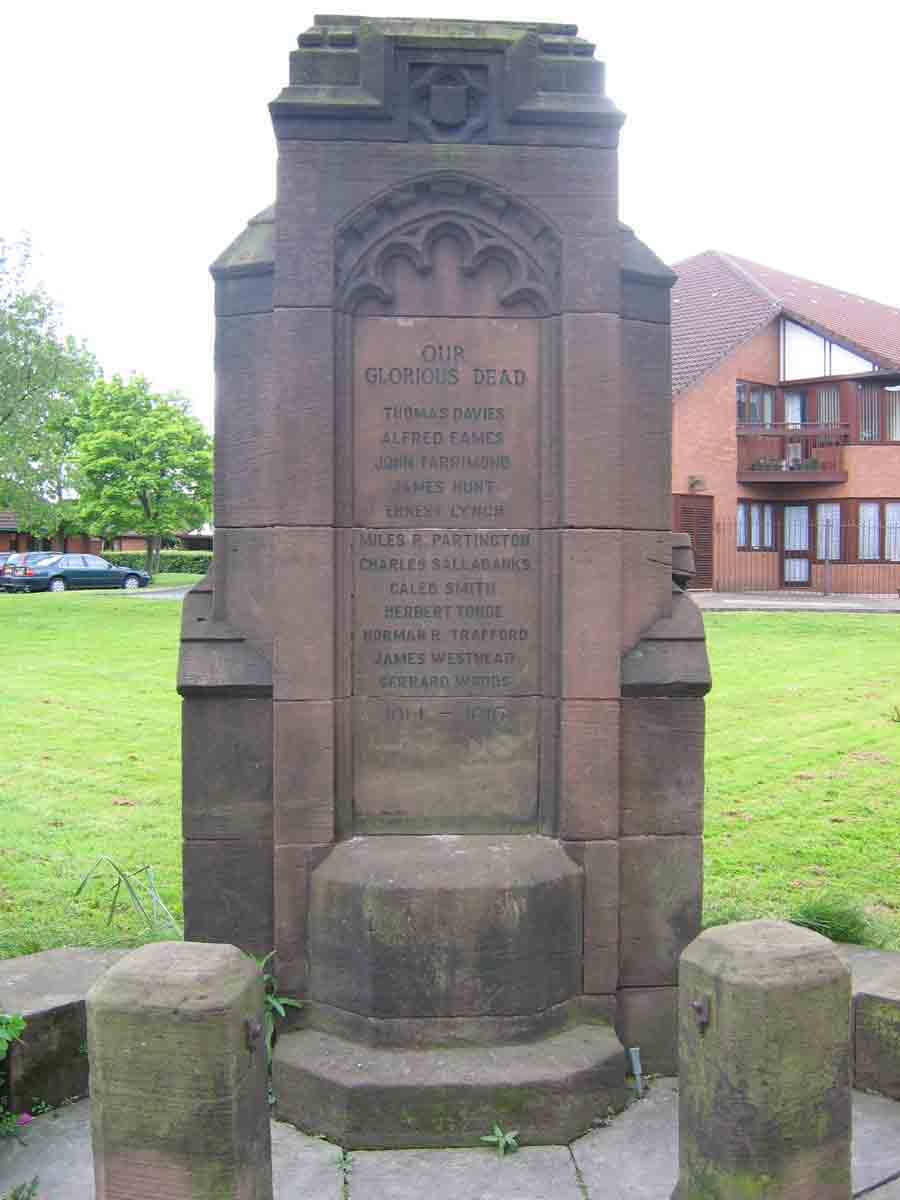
[671,250,900,395]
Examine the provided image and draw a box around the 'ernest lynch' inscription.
[354,317,540,529]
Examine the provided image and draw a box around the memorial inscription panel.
[350,315,544,831]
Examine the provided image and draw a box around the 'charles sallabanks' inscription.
[353,528,538,697]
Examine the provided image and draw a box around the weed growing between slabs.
[1,603,899,958]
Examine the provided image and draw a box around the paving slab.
[692,591,900,613]
[348,1144,583,1200]
[854,1090,900,1194]
[866,1177,900,1198]
[0,1104,342,1199]
[2,1083,900,1200]
[571,1077,678,1198]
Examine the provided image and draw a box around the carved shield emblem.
[429,83,468,128]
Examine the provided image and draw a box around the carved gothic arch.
[334,172,562,316]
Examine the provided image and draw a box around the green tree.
[0,238,97,534]
[75,376,212,573]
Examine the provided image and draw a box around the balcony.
[736,422,848,484]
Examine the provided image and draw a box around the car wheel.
[49,577,66,593]
[123,574,140,591]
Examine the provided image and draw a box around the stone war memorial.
[178,15,710,1148]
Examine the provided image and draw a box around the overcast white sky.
[4,1,899,430]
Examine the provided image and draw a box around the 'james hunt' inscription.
[353,316,539,529]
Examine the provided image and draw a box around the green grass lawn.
[0,602,898,959]
[703,613,900,946]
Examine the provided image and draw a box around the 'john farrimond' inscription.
[354,316,539,529]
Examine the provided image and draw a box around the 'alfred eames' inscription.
[354,317,539,529]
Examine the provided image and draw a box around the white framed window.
[816,503,841,561]
[784,505,810,552]
[738,502,775,550]
[859,502,880,560]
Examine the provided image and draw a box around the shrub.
[103,550,212,574]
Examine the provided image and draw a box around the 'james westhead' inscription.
[351,316,542,831]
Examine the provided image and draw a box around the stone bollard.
[673,920,851,1199]
[87,941,272,1200]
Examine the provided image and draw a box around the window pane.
[817,503,841,560]
[784,392,805,427]
[736,383,748,424]
[750,504,762,548]
[886,503,900,562]
[817,387,840,426]
[763,504,774,548]
[784,506,809,551]
[784,558,810,582]
[887,393,900,441]
[860,385,881,440]
[859,502,880,560]
[783,320,826,380]
[736,503,747,547]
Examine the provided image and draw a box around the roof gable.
[671,250,900,395]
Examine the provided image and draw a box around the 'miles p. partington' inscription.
[352,316,541,700]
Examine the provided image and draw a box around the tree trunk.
[145,535,162,576]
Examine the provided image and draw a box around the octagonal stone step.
[273,1022,629,1149]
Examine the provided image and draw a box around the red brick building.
[671,252,900,591]
[0,512,101,555]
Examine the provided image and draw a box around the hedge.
[103,550,213,574]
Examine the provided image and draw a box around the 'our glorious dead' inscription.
[353,317,539,529]
[350,315,542,829]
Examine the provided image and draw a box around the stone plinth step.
[273,1023,629,1149]
[2,947,126,1111]
[838,945,900,1100]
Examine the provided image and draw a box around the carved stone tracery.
[335,173,561,314]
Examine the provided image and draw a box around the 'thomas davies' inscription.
[353,316,539,529]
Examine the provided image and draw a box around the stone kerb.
[86,941,272,1200]
[673,920,851,1200]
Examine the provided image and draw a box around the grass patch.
[704,613,900,949]
[147,573,203,590]
[0,607,898,958]
[0,594,183,956]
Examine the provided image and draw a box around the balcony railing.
[736,422,848,483]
